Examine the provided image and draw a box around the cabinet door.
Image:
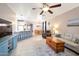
[12,36,17,49]
[0,40,8,55]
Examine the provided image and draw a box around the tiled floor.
[10,35,78,56]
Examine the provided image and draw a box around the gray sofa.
[55,33,79,55]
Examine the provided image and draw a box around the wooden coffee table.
[46,37,65,53]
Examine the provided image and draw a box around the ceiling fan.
[32,3,61,15]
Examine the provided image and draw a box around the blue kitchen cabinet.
[0,35,17,56]
[0,40,8,56]
[17,31,32,41]
[12,35,17,49]
[0,36,9,56]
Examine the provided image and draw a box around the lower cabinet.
[12,36,17,49]
[17,31,32,41]
[0,35,17,56]
[0,40,8,56]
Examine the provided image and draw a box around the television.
[0,18,12,38]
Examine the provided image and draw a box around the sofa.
[55,33,79,55]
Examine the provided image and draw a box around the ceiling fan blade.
[32,8,36,10]
[48,10,53,14]
[40,11,44,15]
[49,4,61,8]
[32,8,42,10]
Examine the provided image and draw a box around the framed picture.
[67,18,79,26]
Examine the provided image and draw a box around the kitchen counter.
[0,34,17,44]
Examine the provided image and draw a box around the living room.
[0,3,79,56]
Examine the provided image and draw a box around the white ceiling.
[7,3,42,23]
[6,3,79,23]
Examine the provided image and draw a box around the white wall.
[50,6,79,38]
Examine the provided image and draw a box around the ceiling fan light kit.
[42,7,49,12]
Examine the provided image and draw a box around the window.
[18,25,24,32]
[17,20,25,32]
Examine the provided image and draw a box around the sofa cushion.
[74,38,79,44]
[64,33,73,41]
[61,33,65,39]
